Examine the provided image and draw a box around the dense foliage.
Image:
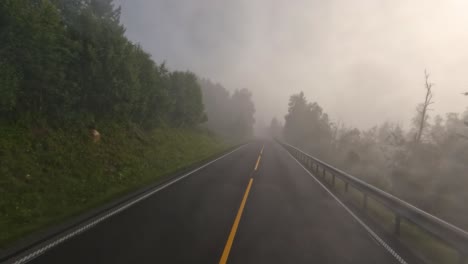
[0,0,208,129]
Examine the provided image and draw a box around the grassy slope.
[0,124,227,248]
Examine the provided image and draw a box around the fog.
[118,0,468,129]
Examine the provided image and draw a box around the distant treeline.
[274,91,468,228]
[0,0,255,139]
[199,79,255,141]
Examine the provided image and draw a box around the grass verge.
[0,123,229,249]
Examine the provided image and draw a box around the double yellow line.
[219,144,264,264]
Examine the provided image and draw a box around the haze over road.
[21,141,412,264]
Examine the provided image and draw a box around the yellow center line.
[254,144,264,171]
[254,155,262,171]
[219,178,254,264]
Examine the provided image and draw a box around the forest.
[0,0,255,134]
[0,0,255,247]
[275,74,468,230]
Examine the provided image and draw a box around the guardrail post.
[394,214,401,235]
[331,173,335,187]
[363,193,368,211]
[322,167,326,177]
[345,182,348,192]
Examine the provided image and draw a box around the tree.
[168,71,206,127]
[269,117,282,139]
[0,62,19,115]
[199,79,256,140]
[284,92,312,145]
[413,70,434,143]
[0,0,72,122]
[284,91,332,156]
[230,88,255,139]
[199,79,233,137]
[430,115,446,145]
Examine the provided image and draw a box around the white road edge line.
[284,150,408,264]
[9,145,246,264]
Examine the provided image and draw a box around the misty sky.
[118,0,468,129]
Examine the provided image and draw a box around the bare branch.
[415,69,435,144]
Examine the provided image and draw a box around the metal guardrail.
[279,141,468,264]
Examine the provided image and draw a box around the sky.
[117,0,468,129]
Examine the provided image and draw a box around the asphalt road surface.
[19,140,410,264]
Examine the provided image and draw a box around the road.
[16,140,409,264]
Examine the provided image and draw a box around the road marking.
[254,155,261,171]
[219,178,254,264]
[7,145,246,264]
[254,145,264,171]
[284,150,408,264]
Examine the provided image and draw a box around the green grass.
[0,124,229,248]
[300,159,465,264]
